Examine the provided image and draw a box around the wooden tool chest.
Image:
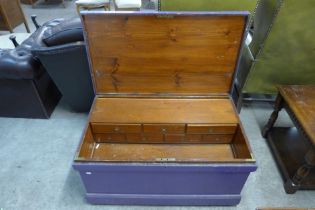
[73,11,256,206]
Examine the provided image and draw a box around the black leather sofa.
[0,28,61,118]
[31,18,94,112]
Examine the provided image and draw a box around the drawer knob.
[208,129,213,133]
[161,128,167,133]
[114,127,120,132]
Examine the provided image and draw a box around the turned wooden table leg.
[262,94,283,138]
[284,147,315,194]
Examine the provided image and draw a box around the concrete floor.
[1,1,315,209]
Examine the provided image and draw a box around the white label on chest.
[155,158,176,162]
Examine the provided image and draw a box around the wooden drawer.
[202,134,233,143]
[126,133,164,143]
[94,133,126,143]
[141,133,164,143]
[185,134,202,143]
[143,124,185,133]
[187,124,237,134]
[164,134,186,143]
[126,133,141,142]
[91,123,141,133]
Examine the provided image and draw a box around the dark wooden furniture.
[257,208,315,210]
[262,85,315,194]
[0,0,30,33]
[73,11,256,206]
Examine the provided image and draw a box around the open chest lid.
[81,11,249,97]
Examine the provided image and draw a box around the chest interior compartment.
[75,12,255,163]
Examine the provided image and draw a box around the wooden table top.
[278,85,315,145]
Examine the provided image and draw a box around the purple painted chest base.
[73,162,256,206]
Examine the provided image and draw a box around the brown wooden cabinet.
[0,0,30,33]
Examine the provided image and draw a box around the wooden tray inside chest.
[76,97,253,163]
[75,11,254,163]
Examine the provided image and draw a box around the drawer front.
[143,124,185,134]
[126,133,164,143]
[92,123,236,144]
[186,124,236,134]
[185,134,202,143]
[202,134,233,143]
[126,133,142,143]
[92,123,141,133]
[141,133,164,143]
[94,133,126,143]
[164,134,186,143]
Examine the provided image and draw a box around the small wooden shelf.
[267,127,315,189]
[76,117,254,163]
[90,97,239,124]
[75,97,254,163]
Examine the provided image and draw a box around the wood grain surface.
[90,97,238,124]
[82,13,246,95]
[0,0,29,31]
[75,12,255,163]
[278,85,315,145]
[88,143,236,162]
[77,122,254,162]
